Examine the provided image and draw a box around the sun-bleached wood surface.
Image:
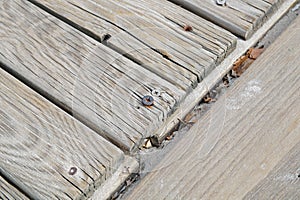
[125,15,300,200]
[169,0,283,39]
[0,176,30,200]
[1,0,298,199]
[30,0,236,85]
[0,66,133,199]
[244,141,300,199]
[1,0,201,151]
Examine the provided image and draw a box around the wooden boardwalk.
[1,0,237,152]
[169,0,284,39]
[0,0,298,199]
[125,15,300,200]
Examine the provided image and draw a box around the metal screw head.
[216,0,226,6]
[142,95,154,106]
[69,167,77,175]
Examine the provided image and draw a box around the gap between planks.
[169,0,284,39]
[29,0,237,88]
[153,0,298,143]
[0,175,30,200]
[124,12,300,200]
[0,0,188,152]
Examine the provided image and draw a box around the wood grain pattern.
[0,176,29,200]
[125,15,300,199]
[0,0,189,151]
[244,142,300,200]
[0,67,127,199]
[169,0,283,39]
[30,0,236,84]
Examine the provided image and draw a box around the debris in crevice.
[142,138,152,149]
[232,46,264,77]
[248,47,265,59]
[110,173,140,200]
[117,7,300,199]
[139,45,264,152]
[165,131,176,141]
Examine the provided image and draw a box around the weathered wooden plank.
[0,67,129,199]
[169,0,283,39]
[0,0,189,151]
[116,0,236,63]
[244,142,300,200]
[125,15,300,199]
[0,176,29,200]
[30,0,236,84]
[147,0,297,142]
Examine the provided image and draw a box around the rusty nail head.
[142,95,154,106]
[183,25,193,32]
[216,0,226,6]
[69,167,77,175]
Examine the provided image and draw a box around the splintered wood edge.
[154,0,298,142]
[89,156,139,200]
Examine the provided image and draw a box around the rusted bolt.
[183,25,193,32]
[216,0,226,6]
[69,167,77,175]
[142,95,154,106]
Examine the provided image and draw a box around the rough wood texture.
[89,156,139,200]
[169,0,283,39]
[125,15,300,199]
[244,142,300,200]
[30,0,236,84]
[0,0,190,151]
[146,0,297,142]
[0,67,129,199]
[0,176,29,200]
[0,67,128,199]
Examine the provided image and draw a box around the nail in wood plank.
[30,0,236,84]
[169,0,283,39]
[0,66,131,199]
[0,0,187,151]
[125,15,300,199]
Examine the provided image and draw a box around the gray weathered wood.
[115,0,237,63]
[0,176,30,200]
[0,67,128,199]
[30,0,236,83]
[125,15,300,199]
[0,0,190,151]
[244,142,300,200]
[169,0,283,39]
[145,0,297,142]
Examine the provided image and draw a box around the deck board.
[0,67,129,199]
[244,141,300,199]
[0,176,29,200]
[169,0,283,39]
[0,0,193,151]
[125,15,300,199]
[30,0,236,83]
